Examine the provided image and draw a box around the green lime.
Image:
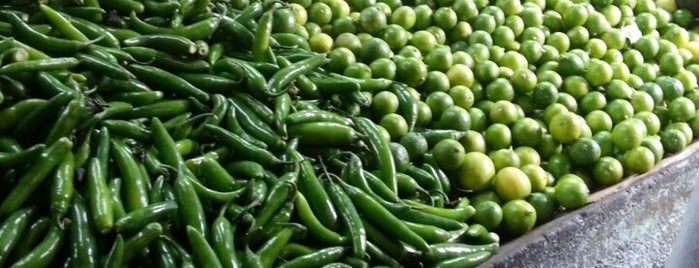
[501,200,537,235]
[473,201,504,230]
[457,152,496,191]
[554,174,589,209]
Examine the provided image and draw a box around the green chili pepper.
[325,179,366,258]
[122,222,163,263]
[0,99,47,132]
[67,194,98,268]
[10,223,64,268]
[49,150,74,223]
[111,138,149,212]
[129,11,220,40]
[278,246,346,268]
[206,125,286,167]
[267,54,327,95]
[174,172,208,238]
[70,17,120,48]
[0,207,35,267]
[212,216,241,268]
[114,201,177,234]
[336,179,429,251]
[38,4,89,41]
[103,235,124,268]
[354,117,397,194]
[424,242,498,263]
[289,122,361,146]
[11,217,49,259]
[186,225,223,268]
[127,64,209,102]
[122,99,190,119]
[248,171,298,233]
[294,192,347,246]
[0,138,73,216]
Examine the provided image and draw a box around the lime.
[459,130,487,153]
[380,113,408,140]
[512,117,544,147]
[359,6,387,35]
[391,6,417,30]
[439,106,471,131]
[494,167,531,201]
[592,156,624,186]
[661,128,688,153]
[410,30,437,54]
[546,153,573,179]
[396,57,428,87]
[622,146,655,174]
[668,97,696,122]
[424,47,454,72]
[641,135,665,163]
[605,99,635,125]
[554,174,589,209]
[425,91,454,119]
[612,118,647,151]
[515,146,541,167]
[432,139,466,171]
[526,192,555,224]
[630,91,655,113]
[449,85,475,109]
[593,130,616,157]
[532,82,559,109]
[327,47,357,73]
[580,91,607,115]
[501,200,537,235]
[538,134,563,160]
[490,149,521,171]
[474,201,504,230]
[421,71,451,93]
[371,91,399,117]
[549,112,583,143]
[457,152,497,191]
[400,132,429,161]
[390,143,411,173]
[446,64,475,88]
[568,137,602,166]
[485,123,512,150]
[656,76,685,102]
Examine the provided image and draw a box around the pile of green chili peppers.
[0,1,498,267]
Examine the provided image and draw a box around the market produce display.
[0,0,697,267]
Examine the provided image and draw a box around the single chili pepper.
[1,11,92,55]
[325,178,366,259]
[0,75,27,99]
[9,223,65,268]
[390,84,419,132]
[211,215,241,268]
[85,156,114,234]
[294,192,347,246]
[273,92,292,136]
[67,194,98,268]
[108,177,128,220]
[288,148,339,228]
[143,0,180,17]
[0,99,46,132]
[365,241,401,268]
[424,242,498,263]
[190,94,229,140]
[286,110,352,126]
[0,136,22,153]
[251,10,273,62]
[223,105,268,148]
[151,238,178,268]
[126,64,209,102]
[99,120,150,142]
[0,57,79,75]
[432,251,492,268]
[97,77,152,92]
[224,161,265,180]
[39,4,89,41]
[289,122,361,147]
[103,234,124,268]
[339,256,368,268]
[267,54,327,96]
[179,73,241,94]
[11,217,49,258]
[76,53,134,80]
[129,11,220,40]
[111,138,149,212]
[278,246,346,268]
[404,221,451,244]
[0,144,45,170]
[206,125,286,167]
[248,171,298,233]
[103,27,141,41]
[197,156,238,191]
[123,34,197,56]
[186,225,223,268]
[122,99,191,119]
[81,102,134,129]
[404,199,475,222]
[336,179,429,251]
[12,92,75,143]
[307,76,361,96]
[188,176,246,203]
[354,117,397,194]
[232,92,274,125]
[387,205,464,231]
[122,222,163,263]
[217,16,254,49]
[100,0,144,13]
[396,173,431,199]
[364,170,402,205]
[0,206,35,267]
[321,263,353,268]
[174,172,208,237]
[70,17,120,48]
[271,33,310,50]
[279,243,315,260]
[37,71,79,96]
[45,95,86,144]
[49,150,74,222]
[0,138,72,217]
[0,47,29,64]
[257,226,298,268]
[114,201,177,234]
[207,42,224,64]
[104,90,164,107]
[5,36,50,60]
[244,245,264,268]
[244,178,268,211]
[404,165,442,192]
[175,139,198,157]
[150,117,187,171]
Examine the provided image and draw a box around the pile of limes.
[281,0,699,238]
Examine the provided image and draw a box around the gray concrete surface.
[480,142,699,268]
